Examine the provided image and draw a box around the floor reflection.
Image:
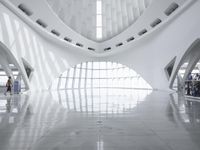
[1,90,200,150]
[0,93,68,150]
[170,92,200,126]
[0,95,27,125]
[50,88,152,114]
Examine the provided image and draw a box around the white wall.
[101,0,200,90]
[0,0,200,91]
[0,3,97,91]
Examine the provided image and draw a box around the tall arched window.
[51,61,152,90]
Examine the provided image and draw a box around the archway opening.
[171,39,200,95]
[0,42,28,94]
[50,61,152,113]
[183,61,200,97]
[51,61,152,90]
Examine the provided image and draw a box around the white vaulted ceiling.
[46,0,153,42]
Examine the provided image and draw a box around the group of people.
[187,73,200,81]
[185,73,200,96]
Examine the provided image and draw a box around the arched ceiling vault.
[3,0,191,54]
[46,0,153,42]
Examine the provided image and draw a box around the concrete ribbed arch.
[169,39,200,89]
[0,41,29,90]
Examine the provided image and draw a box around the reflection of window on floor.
[51,88,152,114]
[51,62,152,90]
[0,95,26,125]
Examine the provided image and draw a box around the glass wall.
[51,62,152,90]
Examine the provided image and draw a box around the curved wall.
[100,0,200,90]
[0,41,29,90]
[0,0,200,91]
[0,3,97,91]
[3,0,191,53]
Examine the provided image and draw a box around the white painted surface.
[0,0,200,91]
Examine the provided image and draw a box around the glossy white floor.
[0,88,200,150]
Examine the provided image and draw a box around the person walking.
[4,76,12,95]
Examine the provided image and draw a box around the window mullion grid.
[58,90,62,105]
[91,61,94,112]
[72,89,76,111]
[79,63,83,112]
[112,62,114,88]
[78,63,82,89]
[72,66,76,89]
[65,69,69,89]
[122,69,124,88]
[72,66,77,111]
[85,62,88,113]
[99,62,101,113]
[65,89,70,110]
[85,62,88,89]
[129,67,132,88]
[106,62,108,114]
[64,69,70,110]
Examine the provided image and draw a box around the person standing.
[4,76,12,95]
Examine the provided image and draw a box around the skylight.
[47,0,153,41]
[96,0,102,40]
